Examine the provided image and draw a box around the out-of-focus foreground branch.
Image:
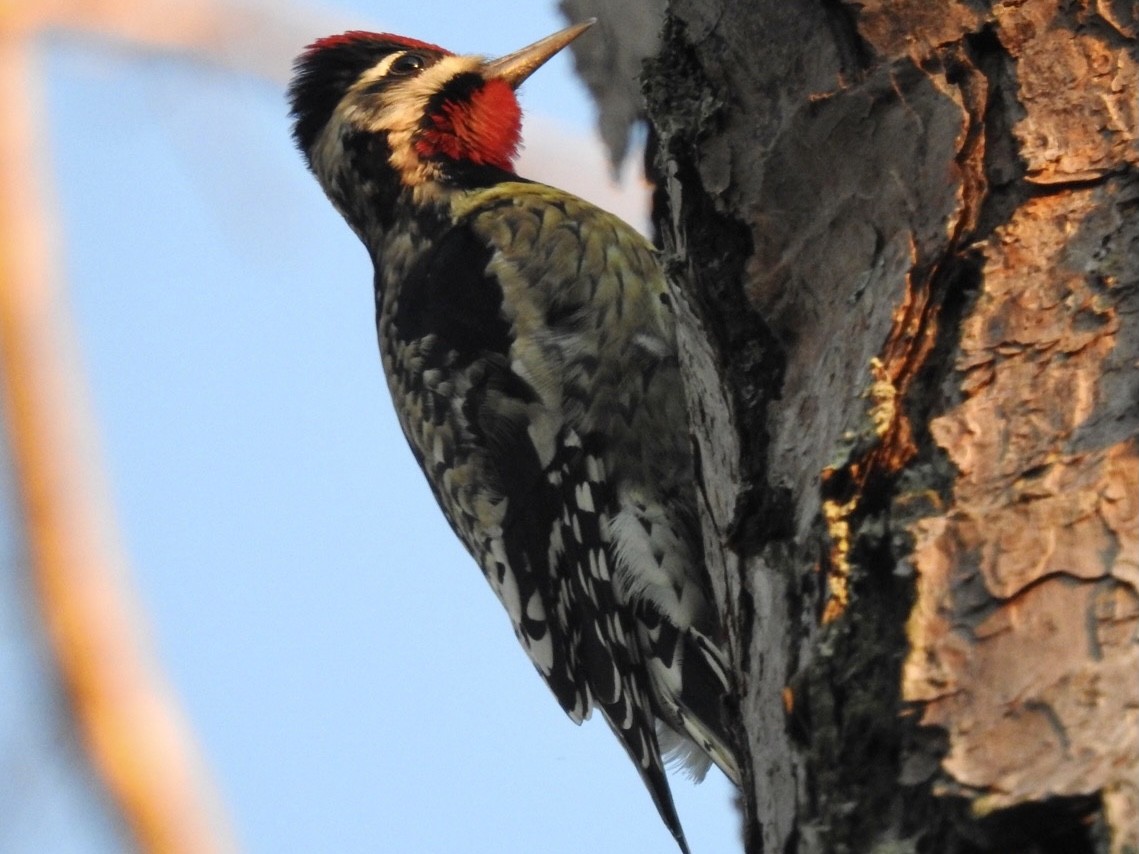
[0,3,338,851]
[0,35,236,853]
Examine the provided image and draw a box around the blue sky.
[38,2,739,851]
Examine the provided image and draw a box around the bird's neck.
[322,129,522,249]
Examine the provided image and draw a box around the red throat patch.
[415,79,522,173]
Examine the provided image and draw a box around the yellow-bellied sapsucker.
[288,21,739,852]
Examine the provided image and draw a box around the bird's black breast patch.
[390,223,513,368]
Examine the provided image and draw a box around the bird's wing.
[381,182,689,849]
[380,216,589,722]
[460,183,691,851]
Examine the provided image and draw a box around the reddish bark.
[630,0,1137,850]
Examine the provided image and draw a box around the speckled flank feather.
[288,29,739,852]
[373,184,738,850]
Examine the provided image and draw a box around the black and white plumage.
[288,22,739,852]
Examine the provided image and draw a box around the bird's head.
[288,21,593,204]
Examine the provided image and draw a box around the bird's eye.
[389,53,426,77]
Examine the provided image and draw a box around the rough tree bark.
[563,1,1138,851]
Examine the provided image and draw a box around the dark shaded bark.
[564,1,1138,851]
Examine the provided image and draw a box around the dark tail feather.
[601,703,691,854]
[581,612,691,852]
[677,626,740,784]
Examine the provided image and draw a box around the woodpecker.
[288,21,739,851]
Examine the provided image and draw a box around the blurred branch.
[0,3,647,851]
[0,30,237,854]
[3,0,347,82]
[0,1,342,851]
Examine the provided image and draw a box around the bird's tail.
[646,619,741,786]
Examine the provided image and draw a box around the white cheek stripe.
[329,53,486,187]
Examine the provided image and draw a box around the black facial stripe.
[360,51,442,95]
[288,41,444,155]
[420,72,485,130]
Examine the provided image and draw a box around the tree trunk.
[567,0,1138,851]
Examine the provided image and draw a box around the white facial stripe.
[315,52,493,191]
[348,53,485,108]
[341,54,488,186]
[355,50,407,88]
